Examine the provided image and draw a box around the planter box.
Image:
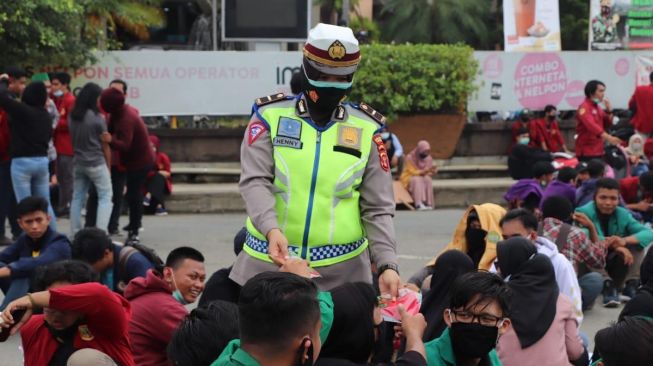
[389,114,467,159]
[150,128,245,162]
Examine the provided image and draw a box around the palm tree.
[380,0,498,48]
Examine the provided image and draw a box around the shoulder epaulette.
[255,93,287,107]
[358,102,387,125]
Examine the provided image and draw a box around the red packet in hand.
[378,288,421,323]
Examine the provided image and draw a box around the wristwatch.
[377,263,399,277]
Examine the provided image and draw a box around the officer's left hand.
[379,269,401,300]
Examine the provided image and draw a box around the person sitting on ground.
[400,140,437,211]
[380,127,404,176]
[144,135,172,216]
[531,105,570,153]
[620,170,653,222]
[540,195,607,311]
[576,159,606,207]
[625,134,649,177]
[417,204,505,275]
[167,300,240,366]
[510,109,538,150]
[500,209,583,322]
[0,196,71,310]
[576,162,590,187]
[575,178,653,308]
[71,227,155,293]
[424,271,511,366]
[619,247,653,320]
[495,237,587,366]
[592,316,653,366]
[504,178,544,214]
[540,167,578,209]
[532,161,555,189]
[418,250,475,342]
[508,127,552,180]
[124,246,206,366]
[0,260,135,366]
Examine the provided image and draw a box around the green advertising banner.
[591,0,653,50]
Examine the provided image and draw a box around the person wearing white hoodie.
[500,209,584,325]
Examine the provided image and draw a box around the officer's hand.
[379,268,401,300]
[267,228,289,266]
[280,258,311,278]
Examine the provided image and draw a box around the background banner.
[590,0,653,50]
[503,0,561,52]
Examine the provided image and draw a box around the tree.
[379,0,500,49]
[0,0,162,69]
[560,0,589,50]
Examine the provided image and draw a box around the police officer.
[231,23,401,296]
[575,79,621,162]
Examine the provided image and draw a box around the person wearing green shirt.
[424,271,511,366]
[575,178,653,307]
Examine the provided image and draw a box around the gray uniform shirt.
[231,96,399,289]
[69,110,107,167]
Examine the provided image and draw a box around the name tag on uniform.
[274,136,303,149]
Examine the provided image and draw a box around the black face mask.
[547,115,556,121]
[419,153,429,159]
[450,322,499,359]
[300,70,350,120]
[465,228,487,248]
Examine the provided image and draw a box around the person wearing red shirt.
[532,105,570,153]
[510,109,539,151]
[620,171,653,222]
[575,80,622,161]
[144,135,172,216]
[50,72,76,217]
[0,67,26,244]
[629,71,653,136]
[0,260,135,366]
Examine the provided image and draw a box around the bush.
[349,44,479,119]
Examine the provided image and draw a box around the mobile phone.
[0,309,26,342]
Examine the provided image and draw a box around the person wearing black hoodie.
[0,75,57,230]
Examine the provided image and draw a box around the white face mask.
[53,90,64,97]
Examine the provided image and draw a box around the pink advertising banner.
[469,51,653,113]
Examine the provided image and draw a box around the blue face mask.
[518,137,530,145]
[593,98,601,104]
[171,275,189,305]
[53,90,64,97]
[306,78,353,90]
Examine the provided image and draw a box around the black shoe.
[602,280,620,308]
[622,280,639,302]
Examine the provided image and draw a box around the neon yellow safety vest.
[245,96,382,267]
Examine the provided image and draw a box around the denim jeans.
[10,157,57,231]
[579,271,604,311]
[0,261,31,310]
[70,164,113,235]
[86,166,126,233]
[0,161,20,238]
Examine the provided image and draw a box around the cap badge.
[328,40,346,60]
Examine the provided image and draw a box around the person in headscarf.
[419,250,475,342]
[504,179,544,214]
[619,247,653,320]
[495,237,586,366]
[399,140,436,211]
[144,135,172,216]
[592,316,653,366]
[419,204,505,274]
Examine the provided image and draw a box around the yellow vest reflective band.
[245,97,380,267]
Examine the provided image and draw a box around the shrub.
[349,44,479,119]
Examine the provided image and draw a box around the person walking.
[232,23,401,296]
[68,83,113,235]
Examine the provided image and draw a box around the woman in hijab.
[399,140,436,211]
[495,237,586,366]
[619,247,653,320]
[419,250,475,342]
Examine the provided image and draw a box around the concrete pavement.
[0,210,622,364]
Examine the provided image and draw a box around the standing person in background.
[0,67,27,244]
[532,105,570,153]
[69,83,113,235]
[50,72,76,218]
[575,80,621,162]
[380,126,404,175]
[400,140,437,211]
[0,75,57,230]
[628,71,653,137]
[144,135,172,216]
[100,88,153,240]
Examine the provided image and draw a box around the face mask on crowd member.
[50,72,71,98]
[593,178,621,216]
[442,271,511,360]
[163,247,206,305]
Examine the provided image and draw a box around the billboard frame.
[221,0,312,42]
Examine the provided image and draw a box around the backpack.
[118,238,165,277]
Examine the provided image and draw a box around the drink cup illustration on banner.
[504,0,562,52]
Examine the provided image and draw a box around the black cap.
[533,161,555,177]
[575,161,589,174]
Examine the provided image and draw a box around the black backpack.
[118,237,165,275]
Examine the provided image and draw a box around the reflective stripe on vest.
[245,99,378,267]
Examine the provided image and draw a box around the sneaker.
[122,225,144,233]
[143,196,151,207]
[602,280,620,308]
[155,207,168,216]
[621,280,639,302]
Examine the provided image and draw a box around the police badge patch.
[277,118,302,139]
[248,121,267,145]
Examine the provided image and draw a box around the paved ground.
[0,210,620,364]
